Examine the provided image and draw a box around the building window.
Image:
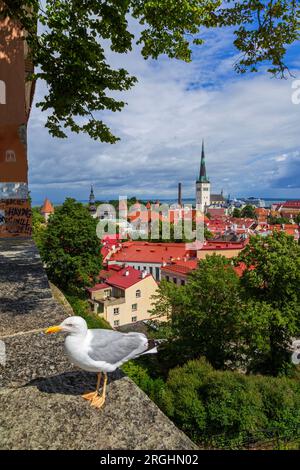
[149,267,153,275]
[173,277,177,284]
[166,276,170,282]
[181,279,185,286]
[104,289,110,297]
[136,289,141,298]
[132,316,137,323]
[5,150,16,162]
[0,80,5,104]
[132,303,137,311]
[114,320,120,327]
[113,307,119,315]
[155,267,160,281]
[143,266,147,271]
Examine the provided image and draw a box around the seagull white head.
[45,316,88,336]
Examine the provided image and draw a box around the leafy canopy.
[152,235,300,376]
[152,254,244,370]
[39,198,102,290]
[2,1,299,141]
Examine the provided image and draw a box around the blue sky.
[28,23,300,205]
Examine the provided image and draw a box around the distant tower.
[178,182,182,207]
[41,198,54,222]
[89,185,97,216]
[196,140,211,212]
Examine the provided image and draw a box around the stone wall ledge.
[0,238,197,450]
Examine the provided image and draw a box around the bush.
[65,292,111,330]
[122,361,166,404]
[254,375,300,439]
[159,358,266,445]
[144,358,300,448]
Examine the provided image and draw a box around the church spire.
[89,185,96,214]
[89,184,95,204]
[198,139,209,183]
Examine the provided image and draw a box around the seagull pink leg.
[82,372,102,401]
[91,373,107,409]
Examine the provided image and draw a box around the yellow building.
[197,239,248,260]
[87,266,158,328]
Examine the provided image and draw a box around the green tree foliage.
[65,292,111,329]
[152,255,244,370]
[238,232,300,375]
[125,357,300,448]
[39,198,102,291]
[240,204,257,219]
[239,232,300,307]
[268,216,291,225]
[31,206,46,249]
[160,359,300,448]
[122,361,166,403]
[2,1,299,141]
[153,234,300,376]
[204,227,214,240]
[232,208,241,218]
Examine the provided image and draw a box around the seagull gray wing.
[88,329,148,365]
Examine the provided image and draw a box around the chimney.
[178,182,182,207]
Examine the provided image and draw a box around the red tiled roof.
[208,208,226,217]
[233,262,255,277]
[87,282,110,293]
[99,264,123,280]
[105,266,151,289]
[90,266,152,292]
[200,239,248,250]
[162,259,198,275]
[109,241,189,264]
[282,201,300,208]
[41,198,54,214]
[255,208,268,215]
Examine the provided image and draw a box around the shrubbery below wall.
[123,358,300,449]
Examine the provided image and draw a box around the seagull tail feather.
[140,338,166,356]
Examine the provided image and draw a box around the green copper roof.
[197,140,209,183]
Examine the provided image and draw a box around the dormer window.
[5,150,16,162]
[0,80,5,104]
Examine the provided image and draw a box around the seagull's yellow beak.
[45,325,62,334]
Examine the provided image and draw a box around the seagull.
[45,316,159,408]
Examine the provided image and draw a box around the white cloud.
[27,28,300,204]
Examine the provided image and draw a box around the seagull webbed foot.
[91,394,106,409]
[81,391,98,401]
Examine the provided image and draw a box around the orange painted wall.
[0,15,33,237]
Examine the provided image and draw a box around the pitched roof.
[41,198,54,214]
[109,241,189,264]
[87,282,111,293]
[89,266,152,292]
[210,194,225,202]
[161,259,198,275]
[99,264,123,280]
[282,201,300,208]
[200,239,248,250]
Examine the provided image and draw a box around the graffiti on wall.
[0,182,28,199]
[0,209,5,225]
[0,198,32,237]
